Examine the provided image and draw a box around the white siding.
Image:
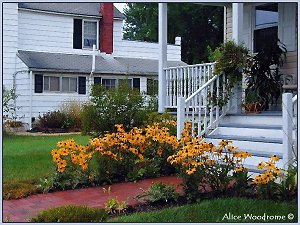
[3,3,18,89]
[18,10,74,53]
[113,40,181,61]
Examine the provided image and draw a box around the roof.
[17,51,187,76]
[18,3,125,19]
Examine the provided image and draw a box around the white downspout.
[89,44,96,95]
[29,70,33,130]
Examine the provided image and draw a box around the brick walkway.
[3,176,182,222]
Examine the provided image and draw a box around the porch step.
[213,127,283,139]
[219,123,282,130]
[221,114,283,126]
[204,137,283,155]
[206,135,283,144]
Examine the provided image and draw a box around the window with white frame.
[44,76,60,92]
[254,3,278,52]
[83,20,98,49]
[101,78,134,90]
[43,76,77,93]
[73,19,99,49]
[62,77,77,92]
[102,79,116,89]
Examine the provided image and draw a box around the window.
[42,76,79,93]
[62,77,77,92]
[83,21,97,48]
[102,79,116,89]
[44,76,60,92]
[73,19,99,49]
[119,79,133,87]
[254,4,278,52]
[147,79,158,96]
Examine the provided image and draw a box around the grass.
[109,197,298,223]
[3,134,90,183]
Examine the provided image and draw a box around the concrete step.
[211,127,283,139]
[206,134,283,144]
[221,114,283,126]
[204,137,283,155]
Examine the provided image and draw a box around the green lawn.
[3,134,90,183]
[110,198,298,223]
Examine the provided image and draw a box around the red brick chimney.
[100,3,113,54]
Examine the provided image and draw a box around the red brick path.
[3,176,182,222]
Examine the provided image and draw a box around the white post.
[177,97,185,140]
[232,3,243,44]
[158,3,168,113]
[230,3,243,114]
[282,93,294,170]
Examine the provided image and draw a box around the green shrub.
[81,83,147,134]
[30,205,108,222]
[36,111,67,130]
[136,181,179,204]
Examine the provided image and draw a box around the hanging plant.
[208,41,250,107]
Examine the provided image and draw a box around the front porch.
[157,2,298,170]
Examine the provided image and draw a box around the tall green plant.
[244,39,287,110]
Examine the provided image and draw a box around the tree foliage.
[123,3,224,64]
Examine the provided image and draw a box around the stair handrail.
[177,72,228,139]
[164,62,216,108]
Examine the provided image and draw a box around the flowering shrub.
[253,156,297,201]
[49,121,179,187]
[50,139,94,189]
[90,121,179,182]
[167,125,252,200]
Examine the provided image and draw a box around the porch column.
[158,3,167,113]
[232,3,243,44]
[230,3,243,114]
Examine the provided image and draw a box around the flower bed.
[41,121,297,203]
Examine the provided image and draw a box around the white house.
[157,2,298,171]
[3,2,186,130]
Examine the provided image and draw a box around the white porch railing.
[177,72,229,139]
[282,93,297,170]
[165,62,216,108]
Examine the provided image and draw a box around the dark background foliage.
[123,3,224,64]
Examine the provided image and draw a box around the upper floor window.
[254,4,278,52]
[73,19,99,50]
[83,21,98,48]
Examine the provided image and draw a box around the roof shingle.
[17,51,187,76]
[18,3,125,19]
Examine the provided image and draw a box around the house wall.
[18,9,181,61]
[225,3,298,87]
[3,3,19,89]
[225,5,232,41]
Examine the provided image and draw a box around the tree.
[123,3,224,64]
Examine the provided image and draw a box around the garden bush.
[30,205,108,222]
[36,110,68,131]
[36,107,82,132]
[81,83,148,134]
[59,100,82,131]
[48,121,178,188]
[136,181,179,204]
